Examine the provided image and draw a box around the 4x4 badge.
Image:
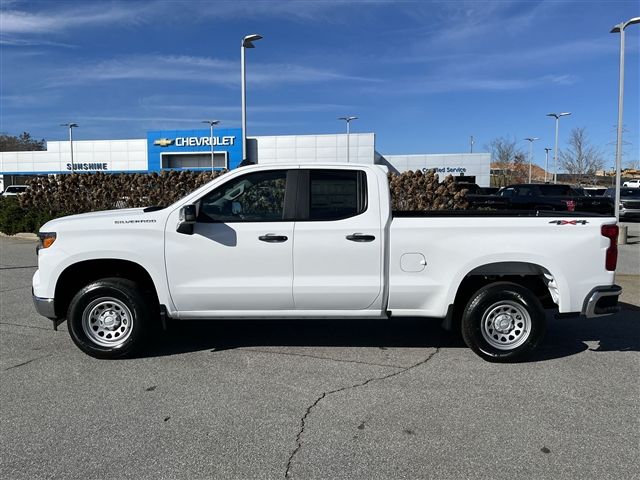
[548,220,589,225]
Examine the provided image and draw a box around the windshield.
[498,187,515,197]
[4,186,27,194]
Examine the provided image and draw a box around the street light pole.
[611,165,615,187]
[241,34,262,165]
[546,112,571,184]
[202,120,220,173]
[470,135,475,153]
[611,17,640,222]
[338,116,358,162]
[544,147,552,183]
[60,123,78,173]
[524,137,539,183]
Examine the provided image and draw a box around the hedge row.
[20,170,224,215]
[0,169,468,234]
[389,169,468,211]
[0,197,54,235]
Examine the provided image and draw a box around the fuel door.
[400,253,427,272]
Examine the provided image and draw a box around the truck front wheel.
[67,278,149,359]
[461,282,546,362]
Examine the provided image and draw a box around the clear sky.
[1,0,639,171]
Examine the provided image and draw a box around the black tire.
[461,282,546,362]
[67,277,150,359]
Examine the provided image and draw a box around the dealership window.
[198,170,287,222]
[162,152,227,170]
[308,170,367,221]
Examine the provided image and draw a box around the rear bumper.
[582,285,622,318]
[32,289,57,320]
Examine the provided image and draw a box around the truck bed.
[392,210,610,218]
[387,212,615,317]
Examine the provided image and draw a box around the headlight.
[37,232,56,254]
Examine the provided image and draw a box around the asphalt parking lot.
[1,234,638,480]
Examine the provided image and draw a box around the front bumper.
[32,289,57,320]
[582,285,622,318]
[620,208,640,218]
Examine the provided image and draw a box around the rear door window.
[515,186,537,197]
[538,185,571,196]
[307,170,367,221]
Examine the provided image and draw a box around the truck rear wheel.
[67,278,149,359]
[461,282,546,362]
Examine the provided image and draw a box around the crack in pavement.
[239,348,407,369]
[284,347,440,479]
[4,354,52,371]
[0,240,37,245]
[0,321,53,331]
[0,265,37,270]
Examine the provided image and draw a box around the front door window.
[199,170,287,223]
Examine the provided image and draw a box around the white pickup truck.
[32,164,621,362]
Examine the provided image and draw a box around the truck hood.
[40,207,154,232]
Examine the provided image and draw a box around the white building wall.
[379,153,491,187]
[0,139,148,174]
[249,133,375,165]
[1,133,491,188]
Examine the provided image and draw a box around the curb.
[0,232,38,240]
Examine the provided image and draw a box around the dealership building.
[0,128,490,188]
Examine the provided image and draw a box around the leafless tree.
[511,152,528,183]
[485,136,527,185]
[559,127,604,184]
[624,158,639,171]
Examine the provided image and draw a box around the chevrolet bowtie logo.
[153,138,174,147]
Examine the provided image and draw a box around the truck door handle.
[346,233,375,242]
[259,234,288,243]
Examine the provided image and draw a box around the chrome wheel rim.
[480,300,531,350]
[82,297,133,348]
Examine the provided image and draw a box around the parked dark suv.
[469,183,614,215]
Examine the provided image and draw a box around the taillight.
[601,224,618,271]
[563,200,576,212]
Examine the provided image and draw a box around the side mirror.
[177,204,197,235]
